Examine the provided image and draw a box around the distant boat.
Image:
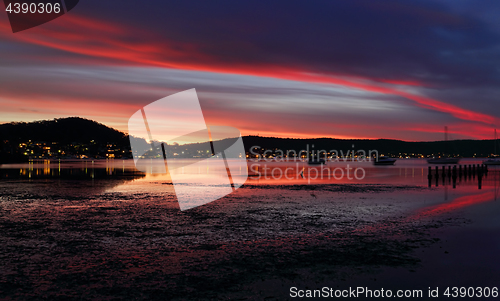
[427,157,460,164]
[484,129,500,165]
[428,126,460,164]
[483,158,500,165]
[374,156,396,165]
[308,157,326,165]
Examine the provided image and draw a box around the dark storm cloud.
[72,0,500,87]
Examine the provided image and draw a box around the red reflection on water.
[247,161,430,185]
[354,188,497,236]
[414,191,495,219]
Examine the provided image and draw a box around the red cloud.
[1,13,498,139]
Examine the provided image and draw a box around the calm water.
[0,158,493,185]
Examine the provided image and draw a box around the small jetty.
[427,163,488,189]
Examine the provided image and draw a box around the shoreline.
[0,167,498,299]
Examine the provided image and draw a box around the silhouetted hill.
[241,136,494,158]
[0,117,131,163]
[0,117,128,145]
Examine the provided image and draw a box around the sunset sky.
[1,0,500,141]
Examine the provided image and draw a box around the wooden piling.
[428,166,432,187]
[452,166,457,189]
[478,172,482,189]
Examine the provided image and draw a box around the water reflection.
[0,159,146,197]
[246,159,498,189]
[0,159,144,180]
[2,158,498,189]
[418,191,496,218]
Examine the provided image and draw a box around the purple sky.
[1,0,500,140]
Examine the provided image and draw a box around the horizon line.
[1,116,496,143]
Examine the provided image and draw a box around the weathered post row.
[427,164,487,189]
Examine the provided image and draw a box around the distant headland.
[0,117,496,163]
